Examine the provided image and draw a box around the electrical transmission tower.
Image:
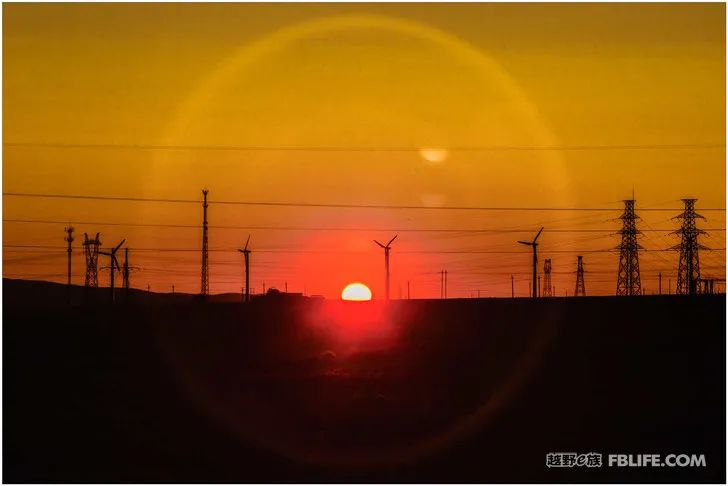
[542,259,552,297]
[616,199,642,296]
[575,255,586,296]
[82,232,101,288]
[673,198,707,295]
[201,189,209,297]
[64,225,74,286]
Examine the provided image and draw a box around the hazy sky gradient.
[4,3,725,297]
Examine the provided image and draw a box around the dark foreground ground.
[3,279,726,483]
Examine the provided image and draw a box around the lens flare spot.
[341,282,372,301]
[419,147,449,164]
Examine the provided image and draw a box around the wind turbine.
[237,235,251,303]
[374,234,398,300]
[518,227,544,299]
[100,239,125,303]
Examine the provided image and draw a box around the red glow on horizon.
[306,300,402,353]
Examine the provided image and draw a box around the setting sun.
[341,282,372,301]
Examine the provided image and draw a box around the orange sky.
[3,3,726,298]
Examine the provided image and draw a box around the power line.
[439,267,725,276]
[4,218,725,233]
[4,192,726,211]
[4,244,725,254]
[4,141,725,152]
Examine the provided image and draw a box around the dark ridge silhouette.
[3,278,725,483]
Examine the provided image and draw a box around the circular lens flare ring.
[341,282,372,301]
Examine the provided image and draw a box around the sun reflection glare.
[341,282,372,301]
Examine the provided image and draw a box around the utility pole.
[668,278,672,294]
[673,198,707,295]
[201,189,209,297]
[147,284,150,293]
[575,255,586,296]
[616,197,642,296]
[64,225,74,286]
[658,272,662,295]
[440,271,444,299]
[444,270,448,299]
[511,275,514,298]
[119,248,139,303]
[407,280,410,299]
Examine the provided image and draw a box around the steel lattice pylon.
[542,258,552,297]
[575,255,586,296]
[82,232,101,288]
[64,225,74,286]
[616,199,642,296]
[673,198,707,296]
[201,189,209,296]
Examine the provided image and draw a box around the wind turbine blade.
[244,234,251,251]
[374,240,385,248]
[517,241,532,246]
[112,256,121,271]
[533,227,544,243]
[387,234,398,246]
[114,239,126,252]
